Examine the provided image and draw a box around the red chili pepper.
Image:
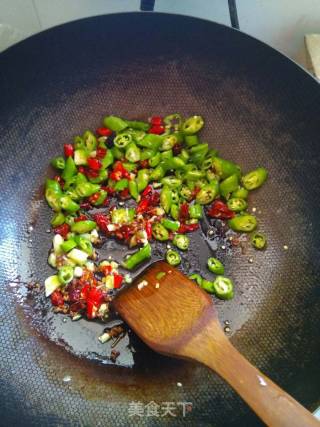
[93,213,109,233]
[102,197,110,207]
[86,300,98,319]
[78,166,86,174]
[148,125,165,135]
[105,186,116,195]
[101,265,112,275]
[150,116,163,126]
[96,127,112,137]
[53,223,70,239]
[87,287,104,306]
[87,158,102,170]
[191,187,201,199]
[177,223,199,233]
[179,203,189,221]
[64,143,74,157]
[54,175,64,188]
[113,273,123,289]
[145,221,152,240]
[142,185,153,197]
[74,214,88,222]
[96,147,107,159]
[80,201,91,210]
[113,161,124,173]
[136,199,149,214]
[80,284,91,300]
[149,192,160,206]
[139,159,149,169]
[50,290,64,306]
[207,200,235,220]
[172,143,182,156]
[109,171,121,181]
[119,188,130,199]
[88,192,100,204]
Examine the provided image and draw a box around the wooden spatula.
[113,261,319,426]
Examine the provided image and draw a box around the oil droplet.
[248,258,254,264]
[224,326,231,333]
[118,201,125,207]
[224,320,230,326]
[166,244,171,249]
[177,382,182,387]
[283,245,288,251]
[251,207,257,213]
[28,239,33,243]
[46,229,51,233]
[63,318,67,323]
[27,225,34,233]
[63,375,72,383]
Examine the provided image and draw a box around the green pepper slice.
[250,232,267,250]
[170,204,180,220]
[125,142,141,163]
[201,279,215,294]
[161,218,180,232]
[196,181,219,205]
[161,176,182,189]
[160,186,172,213]
[71,220,97,233]
[152,223,169,241]
[213,276,234,300]
[182,116,204,135]
[227,198,248,212]
[51,156,65,170]
[50,212,66,227]
[103,115,128,132]
[189,204,203,219]
[111,208,135,225]
[165,249,181,266]
[207,257,225,275]
[114,133,132,149]
[173,234,189,250]
[228,215,257,232]
[232,187,249,199]
[58,265,74,285]
[242,167,268,190]
[189,273,203,286]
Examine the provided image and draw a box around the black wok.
[1,12,320,427]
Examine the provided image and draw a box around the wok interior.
[1,13,320,426]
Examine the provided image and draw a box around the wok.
[0,12,320,427]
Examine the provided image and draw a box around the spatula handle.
[190,320,319,427]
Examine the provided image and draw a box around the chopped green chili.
[213,276,234,300]
[182,115,204,135]
[173,234,189,250]
[71,220,97,233]
[251,232,267,250]
[165,249,181,266]
[228,215,257,232]
[227,198,248,212]
[189,273,203,286]
[51,156,65,170]
[122,243,152,270]
[207,257,225,275]
[161,218,180,231]
[152,223,169,241]
[242,167,268,190]
[58,265,74,285]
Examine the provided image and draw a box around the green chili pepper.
[182,115,204,135]
[227,198,247,212]
[212,276,234,300]
[50,212,65,227]
[165,249,181,266]
[111,146,124,160]
[111,208,135,225]
[185,170,206,181]
[125,120,149,131]
[71,220,97,233]
[65,215,75,226]
[189,273,203,286]
[62,176,77,190]
[180,186,193,201]
[127,128,146,142]
[156,271,166,280]
[201,279,215,294]
[170,204,180,220]
[190,143,208,155]
[232,187,249,199]
[196,180,219,205]
[61,239,77,253]
[206,169,217,182]
[242,167,268,190]
[189,204,203,219]
[88,169,108,184]
[114,178,129,192]
[58,265,74,285]
[74,149,88,166]
[74,135,85,149]
[45,179,62,211]
[98,137,107,148]
[51,156,65,170]
[150,165,165,181]
[137,169,150,192]
[207,257,224,275]
[171,190,180,204]
[76,172,87,185]
[185,135,199,147]
[173,234,190,250]
[161,176,182,189]
[122,243,152,270]
[220,174,239,198]
[161,218,180,231]
[160,150,173,161]
[137,134,162,150]
[114,133,132,149]
[103,115,128,132]
[62,156,77,181]
[74,236,93,255]
[45,180,63,193]
[179,148,190,163]
[60,196,80,213]
[195,178,207,188]
[160,186,172,213]
[165,157,186,170]
[201,157,213,170]
[82,130,97,151]
[251,232,267,250]
[91,190,108,206]
[228,215,257,232]
[125,142,141,163]
[121,162,136,172]
[212,157,241,180]
[129,179,139,201]
[149,152,161,168]
[140,148,156,160]
[75,182,100,197]
[100,150,114,169]
[152,223,169,241]
[164,113,183,128]
[190,151,207,167]
[160,135,178,151]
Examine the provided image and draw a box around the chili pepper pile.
[44,113,268,323]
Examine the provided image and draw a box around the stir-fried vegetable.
[43,113,269,326]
